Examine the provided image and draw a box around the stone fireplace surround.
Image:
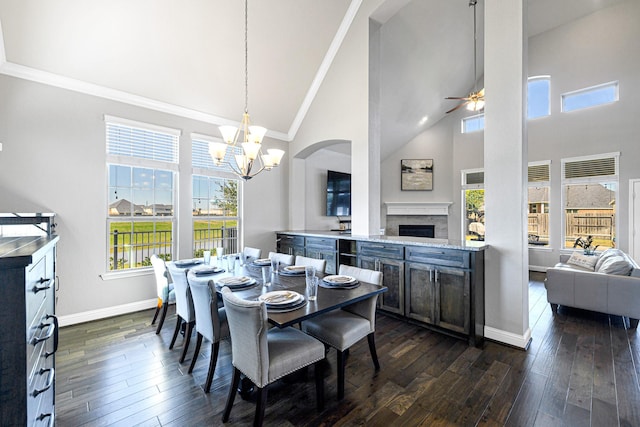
[384,202,451,239]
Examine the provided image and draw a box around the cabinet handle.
[37,412,55,427]
[32,368,55,397]
[435,270,439,283]
[429,269,434,282]
[31,322,55,346]
[368,244,385,249]
[32,277,52,293]
[44,314,59,356]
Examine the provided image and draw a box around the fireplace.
[399,224,435,238]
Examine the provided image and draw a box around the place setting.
[251,258,272,267]
[258,290,307,313]
[174,258,203,268]
[216,275,257,291]
[191,265,225,276]
[279,265,307,276]
[320,274,360,289]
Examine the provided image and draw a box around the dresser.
[0,234,59,426]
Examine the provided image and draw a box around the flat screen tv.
[326,170,351,216]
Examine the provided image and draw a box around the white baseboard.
[58,299,158,327]
[529,265,548,273]
[484,325,532,349]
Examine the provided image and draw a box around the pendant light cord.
[471,0,477,94]
[244,0,249,114]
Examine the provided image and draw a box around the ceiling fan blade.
[445,96,469,100]
[478,88,485,97]
[445,101,468,114]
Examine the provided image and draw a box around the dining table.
[172,257,387,328]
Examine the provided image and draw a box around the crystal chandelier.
[208,0,284,180]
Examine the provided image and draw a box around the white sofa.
[545,249,640,328]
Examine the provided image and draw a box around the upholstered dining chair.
[150,254,175,334]
[302,264,383,400]
[188,279,230,393]
[242,246,262,264]
[166,264,196,363]
[267,251,294,266]
[294,255,327,274]
[220,287,325,426]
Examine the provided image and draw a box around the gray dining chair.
[243,246,262,263]
[150,254,175,334]
[302,264,383,400]
[220,287,325,426]
[188,279,230,393]
[294,255,326,273]
[166,264,196,363]
[267,251,294,266]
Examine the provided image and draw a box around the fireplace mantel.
[385,202,452,216]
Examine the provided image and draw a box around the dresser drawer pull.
[37,412,55,427]
[32,277,52,294]
[32,368,55,397]
[44,314,59,356]
[31,322,56,346]
[366,244,386,249]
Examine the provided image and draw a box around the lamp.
[210,0,285,180]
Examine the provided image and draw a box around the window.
[562,81,618,112]
[528,76,550,119]
[562,153,619,250]
[106,116,179,270]
[192,135,241,258]
[528,161,550,247]
[462,169,485,241]
[462,114,484,133]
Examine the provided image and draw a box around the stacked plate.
[174,259,203,268]
[320,275,359,289]
[216,276,257,290]
[252,258,272,267]
[280,265,307,276]
[192,266,224,276]
[258,291,307,312]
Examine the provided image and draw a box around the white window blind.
[563,154,618,180]
[464,171,484,186]
[192,138,241,173]
[528,162,550,183]
[106,117,179,164]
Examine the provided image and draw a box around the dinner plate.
[258,290,303,306]
[174,259,203,268]
[217,276,255,288]
[280,265,306,275]
[323,275,357,285]
[319,281,360,290]
[192,266,224,276]
[266,299,308,313]
[252,258,272,266]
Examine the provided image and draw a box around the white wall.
[0,74,288,319]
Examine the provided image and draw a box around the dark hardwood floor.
[56,273,640,426]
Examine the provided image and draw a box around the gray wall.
[0,74,288,319]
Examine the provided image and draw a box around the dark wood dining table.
[184,260,387,327]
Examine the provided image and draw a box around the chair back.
[243,246,262,263]
[268,251,294,266]
[338,264,382,328]
[294,255,327,273]
[150,254,170,300]
[220,287,269,387]
[167,265,195,322]
[190,280,227,343]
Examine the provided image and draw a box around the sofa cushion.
[567,252,598,271]
[597,255,633,276]
[594,248,625,271]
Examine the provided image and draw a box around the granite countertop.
[277,230,488,251]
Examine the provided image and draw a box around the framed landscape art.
[401,159,433,191]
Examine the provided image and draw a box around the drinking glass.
[215,247,224,268]
[262,266,270,286]
[307,275,319,301]
[226,255,236,274]
[271,258,279,276]
[203,250,211,265]
[305,265,317,299]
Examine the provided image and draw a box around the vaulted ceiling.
[0,0,627,157]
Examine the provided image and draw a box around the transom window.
[528,76,550,119]
[462,114,485,134]
[562,81,618,112]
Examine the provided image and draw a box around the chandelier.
[208,0,284,180]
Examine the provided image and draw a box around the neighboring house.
[565,184,615,213]
[109,199,144,216]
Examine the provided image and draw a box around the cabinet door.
[405,262,436,324]
[359,256,404,315]
[436,267,470,334]
[305,248,336,274]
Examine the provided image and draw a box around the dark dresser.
[0,229,59,426]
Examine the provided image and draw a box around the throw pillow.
[567,252,598,271]
[594,248,624,272]
[597,255,633,276]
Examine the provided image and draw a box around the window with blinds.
[106,116,179,165]
[461,169,485,241]
[528,161,551,246]
[192,137,241,173]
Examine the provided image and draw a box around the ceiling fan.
[446,0,485,114]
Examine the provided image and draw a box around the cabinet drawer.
[305,237,336,250]
[26,253,53,334]
[277,234,304,247]
[357,242,403,260]
[405,246,469,268]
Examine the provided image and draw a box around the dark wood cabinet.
[276,234,305,258]
[357,242,404,315]
[0,235,59,427]
[305,237,337,274]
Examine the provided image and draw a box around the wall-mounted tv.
[326,170,351,216]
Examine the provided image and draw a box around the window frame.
[461,114,485,134]
[461,168,485,241]
[527,160,551,248]
[561,81,619,113]
[527,75,551,120]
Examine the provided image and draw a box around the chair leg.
[367,333,380,371]
[169,316,182,349]
[222,367,242,423]
[155,302,169,334]
[314,360,325,411]
[151,306,160,325]
[204,342,221,393]
[550,303,558,313]
[188,333,203,374]
[629,317,639,329]
[337,349,347,400]
[179,321,194,363]
[254,386,268,427]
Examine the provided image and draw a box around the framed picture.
[401,159,433,191]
